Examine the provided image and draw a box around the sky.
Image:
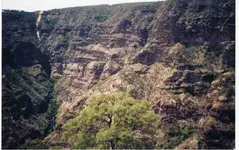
[2,0,162,12]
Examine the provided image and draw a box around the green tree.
[62,93,159,149]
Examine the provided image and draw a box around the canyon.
[2,0,235,149]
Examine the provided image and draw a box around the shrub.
[158,124,196,149]
[20,139,49,149]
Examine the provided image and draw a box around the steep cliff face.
[2,0,235,149]
[37,2,164,126]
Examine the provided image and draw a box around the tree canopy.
[62,93,159,149]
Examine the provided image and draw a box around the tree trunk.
[110,140,115,150]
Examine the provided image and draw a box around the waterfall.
[36,11,43,41]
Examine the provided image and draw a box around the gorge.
[2,0,235,149]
